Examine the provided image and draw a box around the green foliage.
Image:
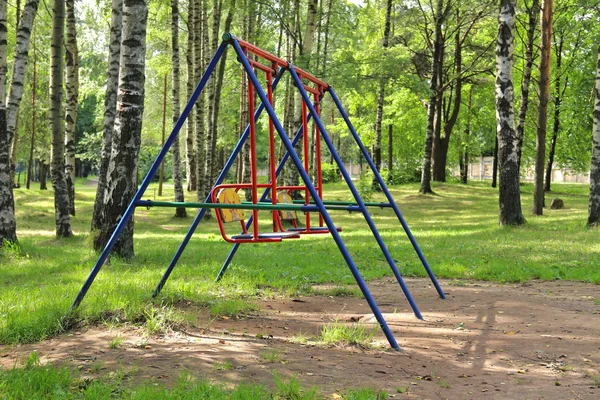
[321,163,340,183]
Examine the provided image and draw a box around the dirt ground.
[2,278,600,399]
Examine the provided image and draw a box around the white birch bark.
[0,0,17,244]
[50,0,72,237]
[185,0,196,192]
[65,0,78,216]
[94,0,148,258]
[6,0,40,156]
[588,46,600,227]
[171,0,186,218]
[92,0,122,232]
[495,0,525,226]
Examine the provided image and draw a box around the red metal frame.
[211,41,336,241]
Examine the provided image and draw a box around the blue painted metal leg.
[71,42,228,310]
[151,67,287,297]
[231,37,400,350]
[328,88,446,300]
[288,66,423,321]
[215,104,317,282]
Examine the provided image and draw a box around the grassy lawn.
[1,178,598,347]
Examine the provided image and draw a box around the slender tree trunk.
[496,0,525,226]
[588,46,600,227]
[6,0,40,173]
[203,0,220,197]
[92,0,122,231]
[533,0,553,215]
[516,0,539,172]
[194,0,204,200]
[420,0,444,194]
[208,2,234,187]
[386,124,393,182]
[460,85,473,184]
[171,0,186,217]
[185,0,196,192]
[373,0,392,188]
[241,0,253,199]
[544,33,563,192]
[0,0,18,245]
[93,0,148,257]
[26,24,36,190]
[50,0,72,238]
[491,136,498,188]
[65,0,78,216]
[39,160,48,190]
[158,73,167,196]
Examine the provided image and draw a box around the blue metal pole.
[151,65,286,298]
[328,87,446,300]
[215,115,310,282]
[288,65,423,321]
[231,37,400,350]
[71,42,228,310]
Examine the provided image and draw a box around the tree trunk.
[92,0,122,231]
[6,0,40,171]
[158,73,167,196]
[65,0,78,216]
[460,85,473,184]
[93,0,148,257]
[419,0,444,194]
[588,46,600,227]
[433,11,462,183]
[386,124,393,182]
[0,0,18,245]
[241,0,254,200]
[544,33,564,192]
[26,24,36,190]
[39,160,47,189]
[491,136,498,188]
[373,0,391,188]
[533,0,553,215]
[516,0,539,172]
[496,0,525,226]
[171,0,186,218]
[50,0,72,238]
[185,0,196,192]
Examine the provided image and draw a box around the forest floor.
[2,277,600,399]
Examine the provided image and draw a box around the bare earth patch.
[2,278,600,399]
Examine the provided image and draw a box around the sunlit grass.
[1,179,599,345]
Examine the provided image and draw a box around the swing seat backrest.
[216,188,245,223]
[276,191,297,221]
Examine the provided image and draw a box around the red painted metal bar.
[237,38,328,89]
[301,99,311,231]
[303,85,321,96]
[249,59,275,74]
[315,91,324,227]
[266,71,282,232]
[248,76,259,240]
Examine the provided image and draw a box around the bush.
[321,163,340,183]
[385,164,421,185]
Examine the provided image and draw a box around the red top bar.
[236,37,329,90]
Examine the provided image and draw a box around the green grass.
[319,321,377,348]
[1,179,599,347]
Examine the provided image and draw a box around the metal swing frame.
[72,33,445,350]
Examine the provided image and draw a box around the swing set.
[72,33,445,350]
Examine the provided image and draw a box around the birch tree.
[533,0,553,216]
[65,0,78,216]
[374,0,392,180]
[0,0,17,245]
[589,46,600,227]
[50,0,72,237]
[495,0,525,226]
[93,0,148,257]
[6,0,40,171]
[92,0,122,231]
[185,0,196,192]
[171,0,186,218]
